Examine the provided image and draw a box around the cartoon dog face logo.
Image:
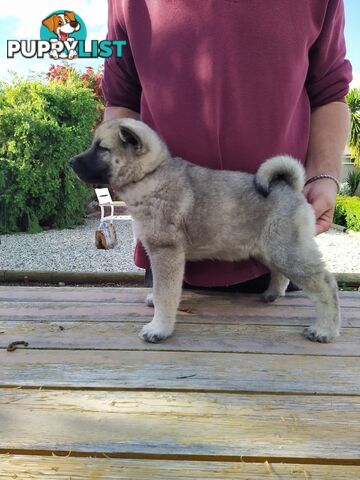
[42,11,81,59]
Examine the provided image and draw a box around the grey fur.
[70,118,341,344]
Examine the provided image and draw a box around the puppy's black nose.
[70,21,78,28]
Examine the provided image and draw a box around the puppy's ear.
[42,15,57,32]
[64,11,76,22]
[119,126,145,155]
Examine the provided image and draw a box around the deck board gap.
[0,449,359,466]
[1,346,359,357]
[0,384,359,396]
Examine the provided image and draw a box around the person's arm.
[303,0,352,235]
[104,106,139,122]
[303,100,350,235]
[102,0,142,121]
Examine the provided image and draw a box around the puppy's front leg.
[139,246,185,343]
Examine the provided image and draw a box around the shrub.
[0,78,101,233]
[339,182,351,196]
[333,196,360,231]
[47,63,105,121]
[345,169,360,196]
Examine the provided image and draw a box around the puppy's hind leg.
[139,246,185,343]
[300,269,340,343]
[269,240,340,343]
[261,267,289,303]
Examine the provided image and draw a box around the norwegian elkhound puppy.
[70,118,340,344]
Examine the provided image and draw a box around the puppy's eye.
[96,144,110,153]
[58,20,63,26]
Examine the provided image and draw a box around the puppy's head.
[42,12,80,39]
[70,118,169,188]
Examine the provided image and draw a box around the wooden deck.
[0,285,359,479]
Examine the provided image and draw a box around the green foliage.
[345,169,360,196]
[346,88,360,167]
[339,182,351,196]
[333,196,360,232]
[47,63,104,106]
[0,78,101,233]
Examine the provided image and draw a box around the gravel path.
[0,220,359,273]
[0,220,142,273]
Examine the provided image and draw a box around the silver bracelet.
[304,174,340,193]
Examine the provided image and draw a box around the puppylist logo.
[7,10,126,60]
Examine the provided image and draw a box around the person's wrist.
[304,174,340,193]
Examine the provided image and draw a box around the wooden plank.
[1,349,359,394]
[1,286,151,303]
[336,272,360,285]
[0,389,359,458]
[0,286,359,307]
[0,321,358,355]
[2,271,143,284]
[0,301,359,327]
[0,456,359,479]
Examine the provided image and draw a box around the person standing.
[102,0,352,290]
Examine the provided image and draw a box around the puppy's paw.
[261,288,285,303]
[139,321,173,343]
[303,325,339,343]
[145,293,154,307]
[261,292,278,303]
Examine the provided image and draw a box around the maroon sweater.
[102,0,352,287]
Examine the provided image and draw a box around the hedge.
[334,196,360,232]
[0,78,101,234]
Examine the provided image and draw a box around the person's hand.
[303,179,338,235]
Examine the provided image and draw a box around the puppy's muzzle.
[70,153,110,185]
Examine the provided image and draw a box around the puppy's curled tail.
[254,155,305,197]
